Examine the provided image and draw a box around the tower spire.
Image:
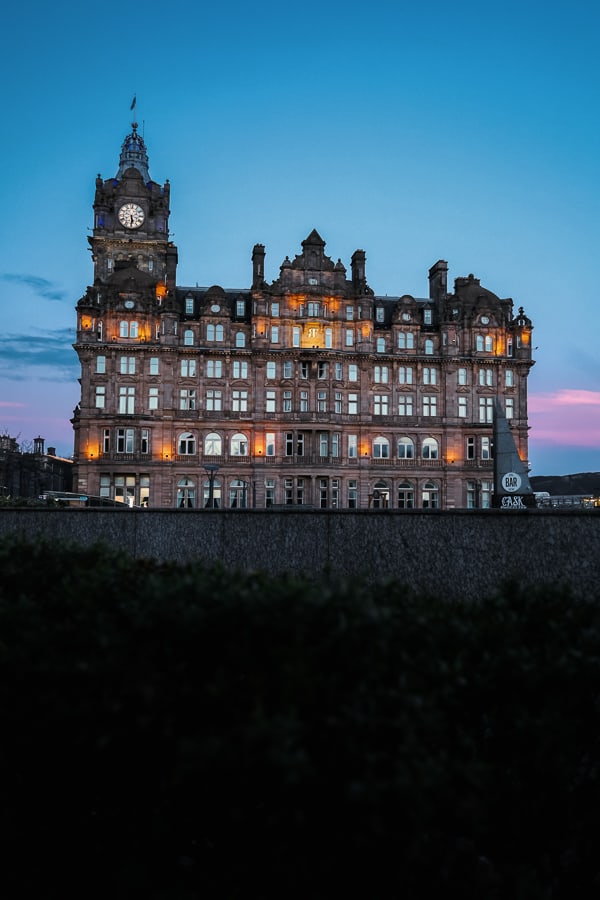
[116,96,150,181]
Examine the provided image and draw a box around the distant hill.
[531,472,600,496]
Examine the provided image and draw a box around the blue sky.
[1,0,598,474]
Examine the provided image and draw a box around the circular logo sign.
[501,472,522,493]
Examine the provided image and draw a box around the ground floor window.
[371,480,390,508]
[422,480,439,509]
[398,481,414,509]
[229,479,249,508]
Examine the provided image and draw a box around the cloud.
[1,273,67,302]
[529,389,600,448]
[0,328,78,382]
[0,401,26,408]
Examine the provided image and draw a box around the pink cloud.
[529,390,600,448]
[0,401,26,408]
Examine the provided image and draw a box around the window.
[376,307,384,323]
[236,300,245,317]
[348,364,358,382]
[207,324,224,342]
[348,434,358,459]
[119,356,135,375]
[376,337,386,353]
[283,391,292,412]
[114,475,136,506]
[96,356,106,374]
[398,396,414,416]
[348,393,358,415]
[184,329,194,346]
[458,396,468,418]
[422,481,439,509]
[325,328,332,348]
[232,360,246,378]
[207,359,223,378]
[235,332,246,348]
[458,367,467,385]
[348,479,358,509]
[178,432,196,455]
[479,368,493,386]
[203,476,221,508]
[424,338,434,355]
[206,389,222,411]
[283,361,293,379]
[335,362,343,380]
[374,394,389,415]
[265,479,275,507]
[422,437,439,459]
[466,436,475,460]
[334,391,342,413]
[398,437,414,459]
[318,362,327,379]
[319,433,329,457]
[271,325,279,343]
[331,433,340,457]
[299,390,309,412]
[231,433,248,456]
[141,430,149,454]
[479,397,493,423]
[423,308,432,325]
[285,433,294,456]
[485,336,493,352]
[423,395,437,416]
[398,481,414,509]
[204,432,222,455]
[481,436,492,460]
[185,297,194,314]
[116,427,135,453]
[181,359,197,377]
[300,361,309,379]
[423,367,437,385]
[229,479,249,508]
[293,327,301,347]
[506,397,514,419]
[266,361,276,380]
[232,390,248,412]
[308,302,320,317]
[180,388,196,410]
[271,302,279,317]
[507,338,513,357]
[177,477,195,509]
[102,429,110,453]
[266,432,275,456]
[481,481,493,508]
[398,366,413,385]
[265,391,276,413]
[119,320,138,338]
[317,391,327,412]
[296,478,305,505]
[398,332,414,349]
[149,357,159,375]
[374,365,389,383]
[505,369,514,387]
[345,329,354,347]
[100,474,110,498]
[118,386,135,414]
[95,386,106,409]
[345,306,354,321]
[373,436,390,458]
[476,335,484,352]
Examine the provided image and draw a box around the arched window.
[178,432,196,455]
[476,335,484,351]
[397,480,414,509]
[203,477,222,508]
[129,321,139,338]
[235,331,246,348]
[216,324,224,341]
[422,437,439,459]
[373,436,390,459]
[204,432,222,455]
[119,320,128,338]
[424,338,434,355]
[207,323,215,341]
[422,480,439,509]
[184,328,194,346]
[176,478,195,509]
[397,437,414,459]
[231,433,248,456]
[229,479,249,508]
[484,335,493,352]
[372,479,390,509]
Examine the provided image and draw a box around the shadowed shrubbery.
[1,536,599,899]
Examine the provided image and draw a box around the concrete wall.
[1,508,598,601]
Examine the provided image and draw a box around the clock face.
[118,203,145,229]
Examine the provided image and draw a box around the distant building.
[72,121,535,509]
[0,436,72,499]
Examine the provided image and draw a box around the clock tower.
[89,118,177,289]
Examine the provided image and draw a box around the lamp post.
[204,464,219,508]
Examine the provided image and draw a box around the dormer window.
[376,307,384,323]
[185,297,194,314]
[423,309,432,325]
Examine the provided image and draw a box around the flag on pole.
[130,95,137,111]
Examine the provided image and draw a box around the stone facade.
[72,123,534,509]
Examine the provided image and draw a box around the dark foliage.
[1,536,599,899]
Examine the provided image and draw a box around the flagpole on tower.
[130,93,137,130]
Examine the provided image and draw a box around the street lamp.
[204,464,220,508]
